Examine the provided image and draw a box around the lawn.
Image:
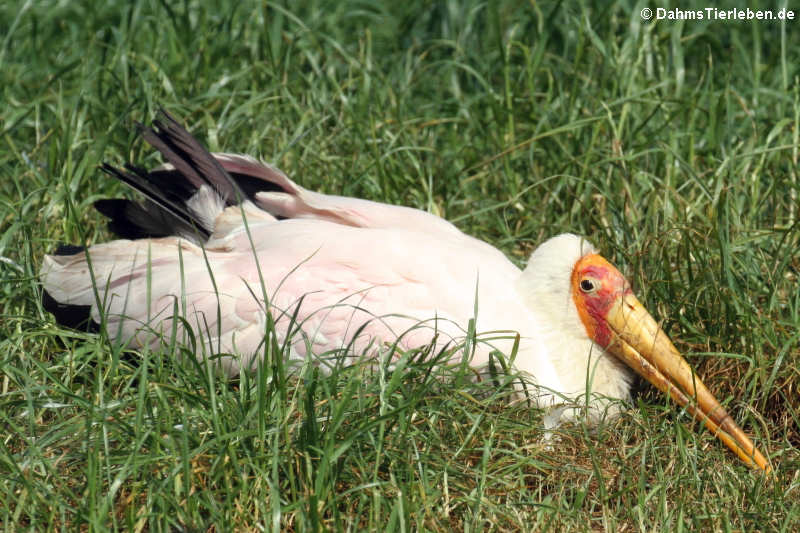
[1,0,798,530]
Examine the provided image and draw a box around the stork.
[40,111,771,472]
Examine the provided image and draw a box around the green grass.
[1,0,799,530]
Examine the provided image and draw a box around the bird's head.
[569,252,631,349]
[531,234,771,473]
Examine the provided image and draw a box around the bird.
[40,110,770,472]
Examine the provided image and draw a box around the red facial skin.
[570,254,632,348]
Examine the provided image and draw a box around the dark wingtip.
[41,289,99,333]
[94,199,160,240]
[53,244,86,256]
[43,244,97,332]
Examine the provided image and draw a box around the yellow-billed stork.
[40,111,771,472]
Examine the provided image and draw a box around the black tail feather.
[97,110,284,241]
[139,110,245,205]
[100,163,209,237]
[94,198,202,240]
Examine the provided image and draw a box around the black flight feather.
[138,110,246,205]
[97,110,288,240]
[42,245,98,332]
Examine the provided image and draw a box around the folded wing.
[40,111,526,375]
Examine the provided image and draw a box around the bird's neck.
[515,270,633,415]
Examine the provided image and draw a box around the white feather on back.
[185,185,226,232]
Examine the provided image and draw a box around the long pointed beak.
[605,292,771,473]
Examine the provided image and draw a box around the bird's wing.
[40,215,526,376]
[213,153,463,235]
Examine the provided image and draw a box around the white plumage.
[38,112,771,470]
[41,153,628,416]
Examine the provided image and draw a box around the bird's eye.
[579,279,598,293]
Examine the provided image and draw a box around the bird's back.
[40,111,532,376]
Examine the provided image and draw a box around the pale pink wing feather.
[214,153,462,235]
[41,211,528,376]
